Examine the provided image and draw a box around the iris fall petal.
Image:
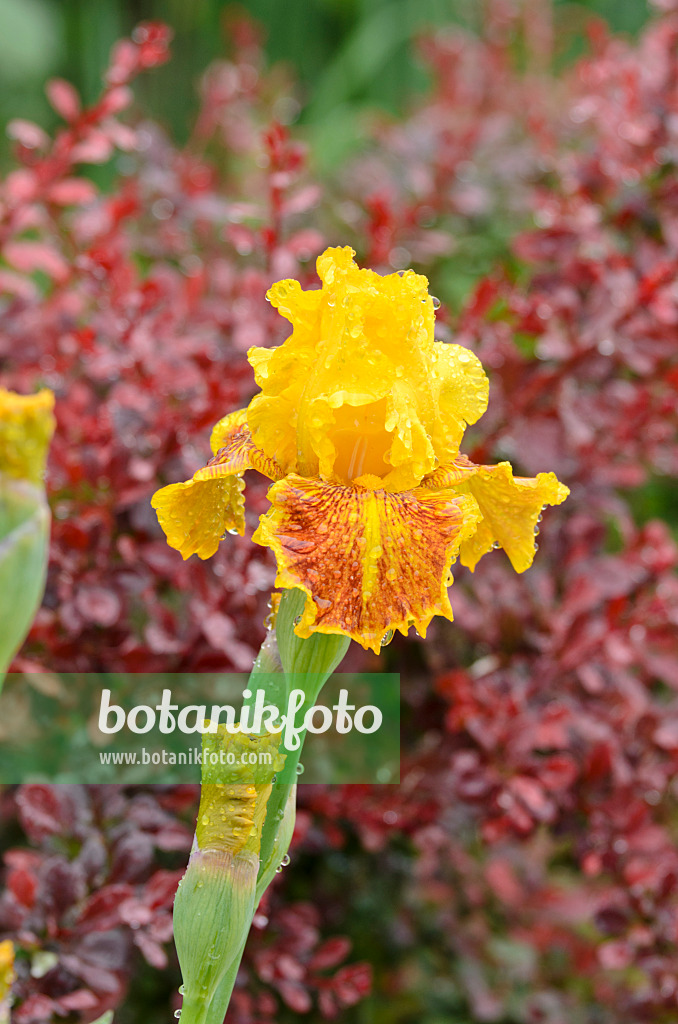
[253,473,481,653]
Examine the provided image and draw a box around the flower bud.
[174,729,285,1024]
[0,389,54,678]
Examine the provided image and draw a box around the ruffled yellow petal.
[249,247,489,491]
[152,410,284,560]
[0,388,55,484]
[152,474,245,560]
[252,473,481,654]
[432,460,570,573]
[247,281,323,475]
[429,343,489,464]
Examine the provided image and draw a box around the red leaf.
[277,979,313,1013]
[47,178,98,205]
[309,937,352,972]
[46,79,81,121]
[71,131,114,164]
[76,885,135,931]
[7,865,37,908]
[3,240,69,281]
[16,785,68,841]
[6,119,49,149]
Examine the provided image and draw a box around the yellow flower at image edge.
[0,388,55,483]
[152,247,568,653]
[0,940,14,1005]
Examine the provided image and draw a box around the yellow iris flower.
[152,247,568,653]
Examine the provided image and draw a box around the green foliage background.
[0,0,651,170]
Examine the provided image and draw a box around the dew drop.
[431,295,441,310]
[533,525,540,536]
[536,513,543,523]
[174,1011,182,1019]
[179,985,186,996]
[227,528,239,536]
[281,853,291,866]
[381,629,394,647]
[294,615,302,626]
[295,762,305,775]
[276,865,283,873]
[491,541,500,550]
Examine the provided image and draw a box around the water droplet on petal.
[431,295,441,310]
[381,629,394,647]
[281,853,291,866]
[174,1011,182,1019]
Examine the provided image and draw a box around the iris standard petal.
[248,248,489,490]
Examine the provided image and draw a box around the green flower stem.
[257,589,349,874]
[181,994,209,1024]
[202,946,242,1024]
[190,589,349,1024]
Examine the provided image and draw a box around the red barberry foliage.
[2,3,678,1022]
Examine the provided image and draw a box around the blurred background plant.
[0,0,652,174]
[1,0,678,1022]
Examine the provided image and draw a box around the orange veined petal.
[151,412,283,560]
[252,473,481,654]
[422,453,478,488]
[425,458,569,573]
[206,410,284,482]
[209,408,249,455]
